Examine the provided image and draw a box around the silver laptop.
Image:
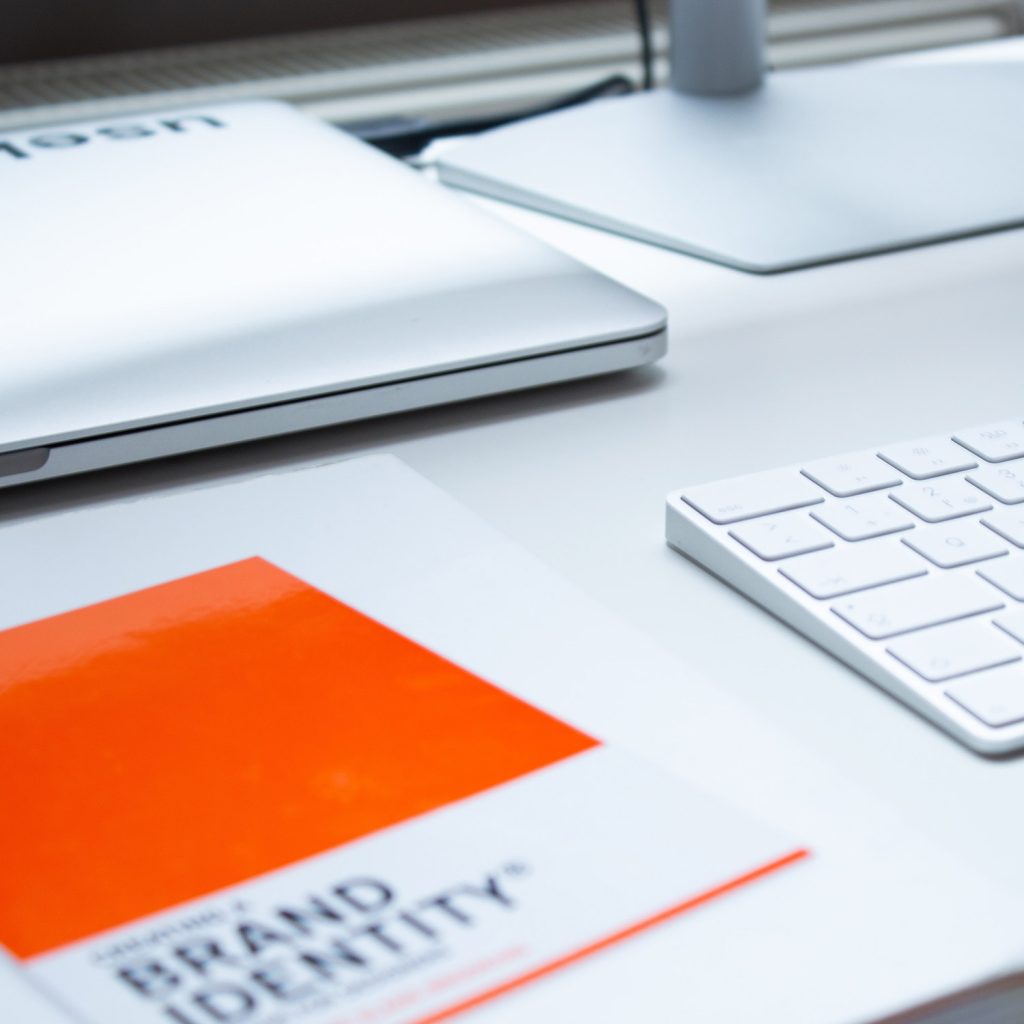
[0,100,665,489]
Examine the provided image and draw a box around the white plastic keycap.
[890,479,991,523]
[682,470,823,525]
[977,558,1024,602]
[811,494,915,541]
[981,508,1024,548]
[779,539,926,599]
[878,437,976,479]
[729,511,833,561]
[967,461,1024,504]
[994,608,1024,645]
[954,421,1024,463]
[887,618,1021,681]
[831,574,1003,640]
[901,521,1007,568]
[947,665,1024,727]
[801,453,902,497]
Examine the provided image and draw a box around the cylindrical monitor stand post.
[669,0,766,96]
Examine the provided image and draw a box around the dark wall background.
[2,0,581,64]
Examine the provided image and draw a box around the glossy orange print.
[0,558,596,959]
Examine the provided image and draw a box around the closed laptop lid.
[0,101,664,454]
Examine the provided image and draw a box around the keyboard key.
[681,470,823,525]
[947,665,1024,727]
[967,461,1024,505]
[811,494,915,541]
[890,479,991,523]
[779,539,926,599]
[901,521,1007,568]
[981,508,1024,548]
[954,421,1024,463]
[831,575,1003,639]
[877,437,976,480]
[887,619,1021,681]
[800,453,902,497]
[978,558,1024,602]
[729,511,834,561]
[994,608,1024,645]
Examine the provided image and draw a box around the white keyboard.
[665,419,1024,755]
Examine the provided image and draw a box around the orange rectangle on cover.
[0,558,596,960]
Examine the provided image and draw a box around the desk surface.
[6,45,1024,906]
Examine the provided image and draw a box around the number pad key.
[832,575,1003,640]
[811,494,915,541]
[967,461,1024,505]
[994,608,1024,644]
[982,508,1024,548]
[878,437,976,479]
[978,558,1024,602]
[729,511,834,561]
[947,665,1024,727]
[801,453,902,497]
[887,618,1021,681]
[890,479,992,523]
[954,421,1024,463]
[682,470,823,525]
[902,521,1007,568]
[780,539,926,599]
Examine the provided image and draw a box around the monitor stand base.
[438,59,1024,273]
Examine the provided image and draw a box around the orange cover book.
[1,557,804,1024]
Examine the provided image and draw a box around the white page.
[0,949,79,1024]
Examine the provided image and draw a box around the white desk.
[6,42,1024,936]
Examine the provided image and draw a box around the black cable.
[349,73,634,159]
[634,0,654,90]
[349,1,654,158]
